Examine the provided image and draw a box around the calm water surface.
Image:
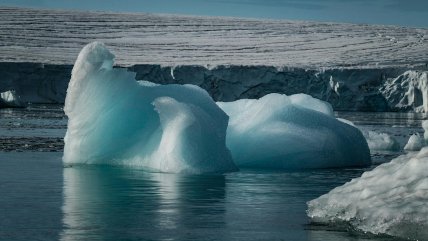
[0,105,425,241]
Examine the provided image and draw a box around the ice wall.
[217,94,371,169]
[381,70,428,112]
[63,42,237,173]
[2,62,422,111]
[307,147,428,240]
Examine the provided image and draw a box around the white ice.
[307,147,428,240]
[63,42,237,173]
[0,90,24,107]
[381,71,428,112]
[217,94,371,169]
[404,133,424,151]
[423,120,428,142]
[363,131,400,151]
[338,118,399,152]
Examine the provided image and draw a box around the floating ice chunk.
[363,131,399,151]
[217,93,371,169]
[404,133,424,151]
[423,120,428,142]
[63,42,237,173]
[336,119,399,152]
[0,90,25,108]
[307,147,428,240]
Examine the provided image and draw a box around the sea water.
[0,105,425,241]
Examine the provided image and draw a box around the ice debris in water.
[423,120,428,142]
[363,131,400,151]
[63,42,237,173]
[404,133,424,151]
[0,90,25,108]
[307,147,428,241]
[338,118,399,152]
[217,94,371,169]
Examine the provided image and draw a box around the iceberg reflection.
[60,166,226,240]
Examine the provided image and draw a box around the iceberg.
[0,90,26,108]
[217,94,371,169]
[63,42,237,173]
[404,133,424,151]
[338,118,399,152]
[423,120,428,142]
[363,131,400,151]
[307,147,428,240]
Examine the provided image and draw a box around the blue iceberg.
[217,93,371,169]
[63,42,237,173]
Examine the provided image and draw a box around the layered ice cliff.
[1,7,428,112]
[381,70,428,112]
[307,148,428,240]
[217,94,371,169]
[63,42,237,173]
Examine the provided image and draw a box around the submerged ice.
[307,147,428,240]
[217,94,371,169]
[63,42,237,173]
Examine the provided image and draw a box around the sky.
[1,0,428,28]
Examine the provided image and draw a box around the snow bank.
[217,94,371,169]
[404,133,424,151]
[307,147,428,240]
[63,42,237,173]
[363,131,400,151]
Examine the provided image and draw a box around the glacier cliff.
[2,62,428,112]
[1,7,428,112]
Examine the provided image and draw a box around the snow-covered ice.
[217,94,371,169]
[381,71,428,112]
[1,7,427,68]
[63,42,237,173]
[1,7,428,112]
[307,147,428,240]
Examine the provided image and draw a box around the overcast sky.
[1,0,427,28]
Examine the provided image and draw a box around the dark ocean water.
[0,105,425,241]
